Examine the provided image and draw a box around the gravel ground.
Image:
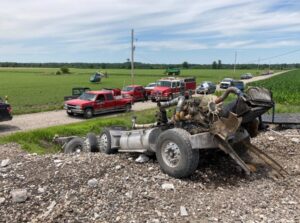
[0,101,157,136]
[0,129,299,222]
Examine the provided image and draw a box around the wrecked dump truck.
[97,86,287,178]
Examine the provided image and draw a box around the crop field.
[249,69,300,113]
[0,67,259,114]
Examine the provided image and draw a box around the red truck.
[121,85,148,102]
[64,90,133,118]
[150,77,196,101]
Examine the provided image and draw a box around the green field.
[0,67,260,114]
[249,69,300,113]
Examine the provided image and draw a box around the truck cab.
[150,77,196,101]
[64,90,133,118]
[121,85,147,102]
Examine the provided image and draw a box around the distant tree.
[60,66,70,74]
[182,61,189,69]
[101,63,107,69]
[217,60,222,69]
[212,61,217,69]
[55,70,62,75]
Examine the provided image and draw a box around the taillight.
[7,106,12,113]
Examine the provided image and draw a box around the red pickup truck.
[121,85,148,102]
[150,77,196,101]
[64,90,133,118]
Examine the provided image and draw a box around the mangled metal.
[70,86,287,179]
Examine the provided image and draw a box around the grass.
[0,108,157,154]
[0,67,261,114]
[248,69,300,113]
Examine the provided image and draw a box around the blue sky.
[0,0,300,64]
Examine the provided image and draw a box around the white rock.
[11,189,28,203]
[54,159,62,164]
[162,183,175,190]
[268,136,275,141]
[1,159,10,167]
[180,206,188,216]
[125,191,133,199]
[0,197,5,204]
[88,178,98,188]
[135,154,150,163]
[115,165,122,170]
[291,138,299,143]
[38,186,46,194]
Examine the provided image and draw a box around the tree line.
[0,61,299,70]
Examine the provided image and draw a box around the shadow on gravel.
[0,124,20,134]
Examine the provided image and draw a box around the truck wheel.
[67,111,74,116]
[86,133,99,152]
[156,128,199,178]
[125,104,131,112]
[99,128,116,154]
[84,108,93,119]
[64,137,85,153]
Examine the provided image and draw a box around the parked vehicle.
[165,68,180,76]
[0,97,12,122]
[121,85,148,102]
[150,77,196,101]
[64,90,133,118]
[240,73,253,79]
[220,78,234,89]
[103,88,121,96]
[196,81,216,94]
[144,82,157,96]
[64,87,91,101]
[232,80,245,92]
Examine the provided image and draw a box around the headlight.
[75,105,81,109]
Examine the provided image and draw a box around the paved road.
[0,70,290,136]
[216,70,290,91]
[0,101,157,136]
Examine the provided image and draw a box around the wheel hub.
[161,141,181,167]
[100,134,108,150]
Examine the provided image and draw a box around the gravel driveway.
[0,101,157,136]
[0,129,299,222]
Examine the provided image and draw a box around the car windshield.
[157,81,171,87]
[78,93,96,101]
[122,86,134,91]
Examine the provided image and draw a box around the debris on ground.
[0,129,299,222]
[135,154,150,163]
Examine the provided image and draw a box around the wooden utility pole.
[131,29,135,85]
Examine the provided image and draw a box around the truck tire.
[67,111,74,116]
[125,104,131,112]
[64,137,85,153]
[99,128,116,154]
[156,128,199,178]
[84,108,93,119]
[86,133,99,152]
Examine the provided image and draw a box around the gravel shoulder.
[0,129,299,222]
[0,101,157,136]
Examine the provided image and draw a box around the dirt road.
[0,101,157,136]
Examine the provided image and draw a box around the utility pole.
[257,57,260,71]
[233,51,237,73]
[131,29,135,85]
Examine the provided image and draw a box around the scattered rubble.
[87,178,98,188]
[0,129,299,222]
